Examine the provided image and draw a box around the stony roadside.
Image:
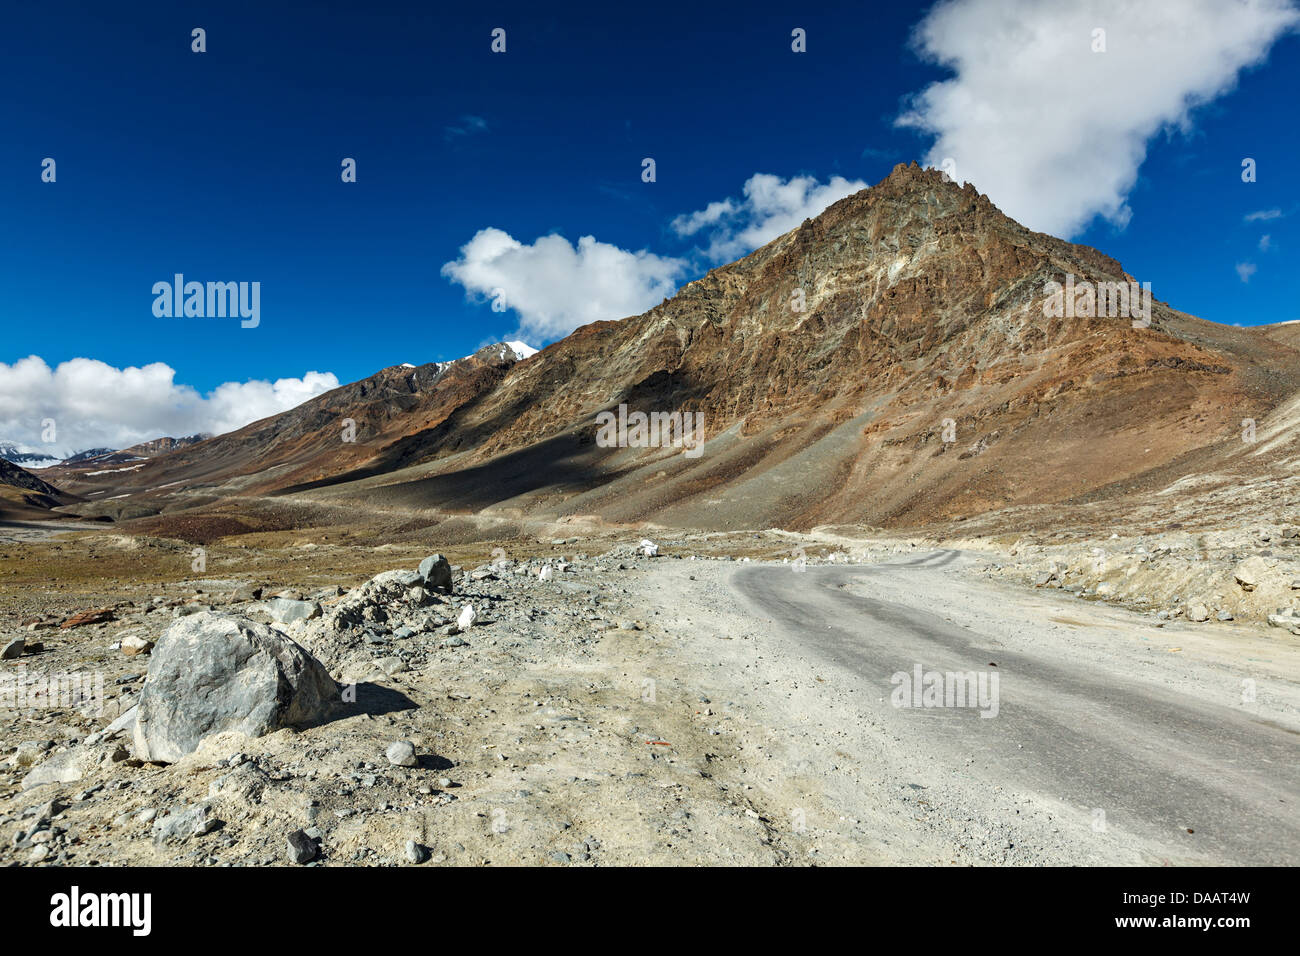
[0,538,866,867]
[965,523,1300,635]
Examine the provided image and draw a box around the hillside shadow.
[275,367,716,513]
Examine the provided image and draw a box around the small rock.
[152,803,220,843]
[404,840,430,864]
[418,554,453,592]
[1233,557,1269,592]
[287,828,317,864]
[374,656,407,676]
[23,797,66,822]
[264,598,321,625]
[1267,609,1300,634]
[120,633,154,656]
[10,741,44,769]
[386,740,417,767]
[60,607,115,629]
[21,749,95,791]
[231,583,264,602]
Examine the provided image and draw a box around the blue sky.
[1,0,1298,452]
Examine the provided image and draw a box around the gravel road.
[630,549,1300,865]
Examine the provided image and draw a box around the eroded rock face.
[133,612,340,763]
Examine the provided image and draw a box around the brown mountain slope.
[0,458,74,521]
[290,163,1297,530]
[82,163,1300,534]
[0,458,62,497]
[52,344,535,520]
[1259,320,1300,352]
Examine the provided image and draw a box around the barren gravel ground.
[2,529,1296,866]
[0,533,870,867]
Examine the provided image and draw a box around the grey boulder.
[418,554,453,592]
[264,598,321,625]
[133,612,339,763]
[371,570,423,590]
[21,748,102,791]
[152,802,221,844]
[386,740,417,767]
[287,828,318,864]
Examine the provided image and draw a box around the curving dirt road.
[722,551,1300,865]
[621,549,1300,864]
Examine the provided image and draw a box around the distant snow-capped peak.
[394,341,537,373]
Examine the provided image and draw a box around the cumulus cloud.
[896,0,1300,237]
[442,173,865,340]
[440,228,687,340]
[1236,262,1259,282]
[672,173,868,262]
[0,356,338,457]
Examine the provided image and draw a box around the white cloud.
[1260,234,1273,251]
[442,173,865,339]
[1236,262,1259,282]
[0,356,338,456]
[672,173,868,262]
[1245,208,1284,221]
[441,228,687,340]
[897,0,1300,237]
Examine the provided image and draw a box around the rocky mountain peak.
[46,178,1300,534]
